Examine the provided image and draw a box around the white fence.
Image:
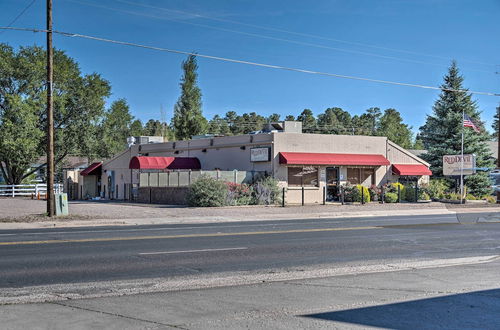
[0,184,63,197]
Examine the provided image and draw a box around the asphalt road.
[1,213,499,288]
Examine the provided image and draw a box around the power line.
[66,0,491,72]
[0,0,38,34]
[112,0,496,68]
[2,26,500,97]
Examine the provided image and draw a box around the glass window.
[288,167,319,187]
[288,167,303,186]
[347,168,360,184]
[361,168,375,185]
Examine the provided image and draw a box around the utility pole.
[46,0,55,216]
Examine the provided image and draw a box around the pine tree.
[420,61,493,196]
[378,108,413,148]
[172,55,207,140]
[492,105,499,140]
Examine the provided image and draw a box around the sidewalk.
[1,198,499,229]
[2,256,500,329]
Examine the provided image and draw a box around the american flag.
[463,114,480,133]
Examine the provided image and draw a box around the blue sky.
[1,0,500,134]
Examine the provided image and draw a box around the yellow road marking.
[0,226,380,246]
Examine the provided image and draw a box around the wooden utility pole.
[46,0,55,216]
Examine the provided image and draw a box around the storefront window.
[347,168,376,185]
[288,166,319,187]
[347,168,360,184]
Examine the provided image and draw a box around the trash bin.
[55,193,69,216]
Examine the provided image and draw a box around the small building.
[100,121,431,204]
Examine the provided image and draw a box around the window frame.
[287,166,319,187]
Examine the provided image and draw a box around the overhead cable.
[1,26,499,97]
[112,0,495,67]
[0,0,38,34]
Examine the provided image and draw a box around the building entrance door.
[326,167,340,201]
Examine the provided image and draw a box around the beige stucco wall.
[102,147,140,199]
[101,132,431,204]
[139,134,274,173]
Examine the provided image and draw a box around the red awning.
[392,164,432,176]
[279,152,390,166]
[80,162,102,176]
[129,156,201,170]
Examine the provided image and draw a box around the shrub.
[485,196,496,204]
[444,192,461,200]
[404,185,430,202]
[427,179,451,200]
[187,175,229,207]
[252,176,281,205]
[344,184,370,203]
[369,185,381,202]
[384,192,398,203]
[420,192,430,201]
[465,194,477,200]
[226,182,253,206]
[465,172,493,197]
[343,185,359,202]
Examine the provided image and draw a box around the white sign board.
[250,147,270,162]
[443,154,476,176]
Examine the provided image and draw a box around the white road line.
[138,247,248,255]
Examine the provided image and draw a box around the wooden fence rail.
[0,184,63,197]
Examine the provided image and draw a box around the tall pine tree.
[172,55,207,140]
[420,61,493,196]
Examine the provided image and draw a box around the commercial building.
[77,121,431,204]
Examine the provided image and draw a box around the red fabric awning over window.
[129,156,201,170]
[279,152,390,166]
[392,164,432,176]
[80,162,102,176]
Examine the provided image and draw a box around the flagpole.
[460,109,464,204]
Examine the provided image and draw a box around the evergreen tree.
[100,99,133,158]
[207,114,231,135]
[352,107,381,135]
[378,108,413,148]
[297,109,317,132]
[267,113,281,122]
[492,105,499,140]
[420,61,493,196]
[172,55,207,140]
[129,119,143,136]
[284,115,295,121]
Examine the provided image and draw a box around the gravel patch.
[1,197,497,224]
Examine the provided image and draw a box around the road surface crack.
[50,301,188,329]
[281,281,449,294]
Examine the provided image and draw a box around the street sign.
[443,154,476,176]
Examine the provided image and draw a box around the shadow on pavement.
[301,288,500,329]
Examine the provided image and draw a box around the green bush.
[427,179,451,200]
[252,176,282,205]
[420,192,430,201]
[444,192,461,200]
[485,196,496,204]
[369,185,381,202]
[226,182,253,206]
[465,194,477,200]
[187,175,229,207]
[404,185,430,202]
[384,192,398,203]
[344,184,370,203]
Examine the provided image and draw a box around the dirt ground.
[1,197,497,223]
